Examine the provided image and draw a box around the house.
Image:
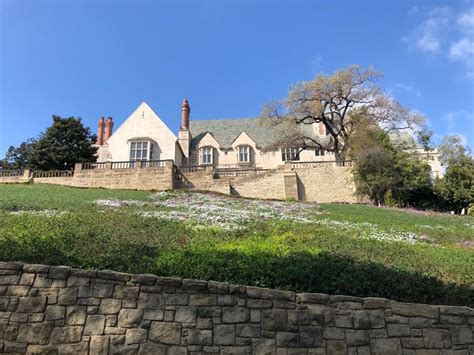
[96,100,336,170]
[95,100,442,176]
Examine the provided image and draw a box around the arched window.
[200,146,214,165]
[237,145,250,163]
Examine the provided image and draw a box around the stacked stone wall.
[1,164,362,204]
[0,177,30,184]
[295,166,357,203]
[228,169,286,200]
[32,167,174,191]
[1,262,473,354]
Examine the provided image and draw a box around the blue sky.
[1,0,473,157]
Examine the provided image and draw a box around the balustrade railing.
[214,169,270,178]
[111,161,135,169]
[0,170,24,177]
[33,170,74,178]
[81,162,108,170]
[140,160,169,168]
[289,160,353,169]
[179,166,208,173]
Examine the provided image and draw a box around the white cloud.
[458,8,474,32]
[449,8,474,63]
[404,6,474,77]
[449,37,474,60]
[403,7,450,53]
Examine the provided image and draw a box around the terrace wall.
[293,164,357,203]
[1,262,473,354]
[0,162,358,203]
[0,170,31,184]
[227,168,286,200]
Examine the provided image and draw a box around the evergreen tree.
[30,116,97,170]
[1,138,36,169]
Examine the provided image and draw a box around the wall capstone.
[0,262,473,354]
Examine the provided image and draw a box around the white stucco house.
[96,100,338,170]
[95,100,442,176]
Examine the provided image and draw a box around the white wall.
[100,102,178,163]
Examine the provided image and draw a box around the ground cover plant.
[0,184,473,306]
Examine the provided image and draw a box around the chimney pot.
[181,99,190,130]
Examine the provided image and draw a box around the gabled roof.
[190,118,327,149]
[189,118,272,149]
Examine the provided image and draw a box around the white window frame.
[200,146,214,165]
[281,147,300,161]
[129,141,150,161]
[237,145,250,164]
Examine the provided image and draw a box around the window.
[281,147,300,161]
[238,145,250,163]
[200,147,213,165]
[129,141,149,161]
[315,148,325,156]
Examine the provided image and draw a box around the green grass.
[0,184,473,306]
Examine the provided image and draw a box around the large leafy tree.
[1,138,37,169]
[30,116,97,170]
[261,65,424,160]
[435,135,474,213]
[349,113,432,207]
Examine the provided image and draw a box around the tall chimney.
[104,117,114,143]
[178,99,191,165]
[97,117,105,145]
[181,99,190,129]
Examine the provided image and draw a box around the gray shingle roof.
[189,118,418,150]
[189,118,279,148]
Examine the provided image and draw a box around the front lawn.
[0,184,472,306]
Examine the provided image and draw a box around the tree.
[1,138,36,169]
[438,135,470,166]
[435,135,474,213]
[416,127,434,152]
[260,65,424,160]
[349,113,432,207]
[29,116,97,170]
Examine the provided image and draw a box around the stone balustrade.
[0,262,472,354]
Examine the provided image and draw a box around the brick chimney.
[178,99,191,164]
[97,117,105,145]
[103,117,114,143]
[181,99,190,129]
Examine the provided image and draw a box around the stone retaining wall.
[1,262,473,354]
[294,166,357,203]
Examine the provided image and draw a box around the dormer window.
[237,145,250,163]
[281,147,300,161]
[200,146,214,165]
[130,141,150,161]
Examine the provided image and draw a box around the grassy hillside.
[0,184,472,306]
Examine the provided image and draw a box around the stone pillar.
[22,169,31,179]
[284,171,299,200]
[74,163,83,174]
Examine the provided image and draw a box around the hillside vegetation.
[0,184,472,306]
